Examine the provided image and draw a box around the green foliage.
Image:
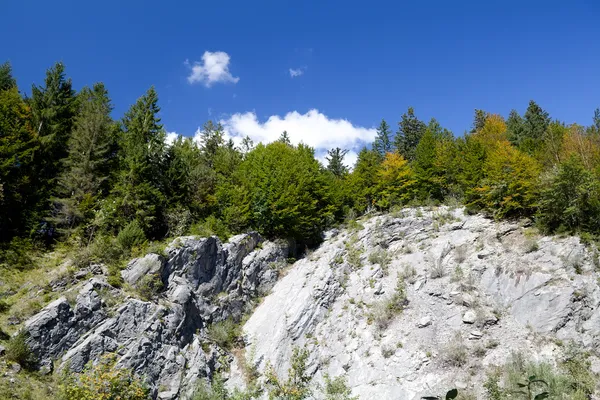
[116,220,146,252]
[395,106,426,161]
[0,87,37,241]
[373,119,393,159]
[346,148,381,212]
[326,147,349,178]
[5,331,36,369]
[265,347,311,400]
[207,318,241,350]
[58,353,149,400]
[29,62,77,235]
[537,156,600,233]
[413,119,453,201]
[52,83,116,238]
[136,273,163,301]
[190,215,231,241]
[193,376,230,400]
[110,86,166,237]
[484,350,596,400]
[369,277,407,330]
[323,374,358,400]
[0,62,17,91]
[228,141,331,245]
[474,141,541,219]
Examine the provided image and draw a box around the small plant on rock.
[323,374,358,400]
[265,347,311,400]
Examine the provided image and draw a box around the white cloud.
[289,67,305,78]
[218,109,376,168]
[186,51,239,87]
[165,131,179,146]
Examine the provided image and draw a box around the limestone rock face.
[22,208,600,399]
[237,208,600,399]
[24,233,288,399]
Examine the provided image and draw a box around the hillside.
[1,207,598,399]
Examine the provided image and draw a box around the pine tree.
[413,119,453,201]
[373,119,393,158]
[506,109,524,148]
[0,62,16,91]
[326,147,349,178]
[471,109,487,133]
[53,83,116,237]
[197,120,224,168]
[110,86,166,236]
[279,130,291,145]
[30,62,76,187]
[521,100,550,154]
[0,87,37,241]
[394,107,426,161]
[507,101,550,155]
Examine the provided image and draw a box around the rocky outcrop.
[23,233,289,399]
[237,208,600,399]
[21,208,600,399]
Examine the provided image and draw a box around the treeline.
[2,61,600,266]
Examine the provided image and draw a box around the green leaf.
[445,389,458,400]
[534,392,549,400]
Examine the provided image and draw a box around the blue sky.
[3,0,600,164]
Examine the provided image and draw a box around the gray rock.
[417,316,432,328]
[21,207,600,400]
[468,330,483,340]
[121,253,166,286]
[462,310,477,324]
[24,232,287,399]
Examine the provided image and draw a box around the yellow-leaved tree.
[474,140,541,219]
[375,152,415,209]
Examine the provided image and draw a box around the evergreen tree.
[471,109,487,133]
[394,107,426,161]
[373,119,393,158]
[326,147,349,178]
[506,109,524,148]
[521,100,550,154]
[197,120,224,168]
[508,101,550,154]
[109,86,166,236]
[0,62,16,91]
[413,119,454,201]
[0,87,37,241]
[30,62,76,187]
[279,130,291,145]
[588,108,600,136]
[52,83,116,237]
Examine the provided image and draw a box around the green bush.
[323,374,358,400]
[190,215,231,241]
[58,353,149,400]
[136,273,163,301]
[265,347,311,400]
[207,318,241,350]
[537,156,600,234]
[116,220,146,252]
[0,237,35,269]
[5,332,36,369]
